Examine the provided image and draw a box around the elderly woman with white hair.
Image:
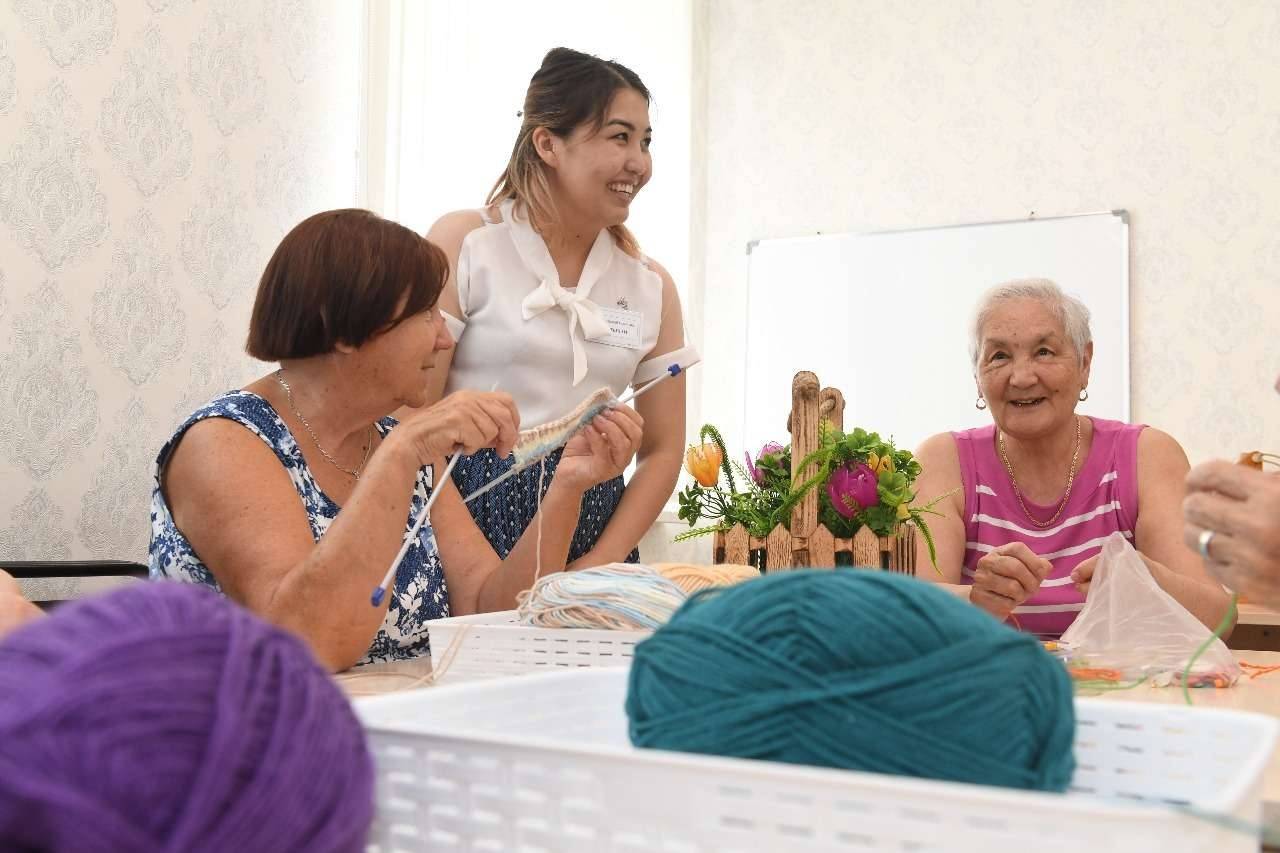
[912,278,1233,638]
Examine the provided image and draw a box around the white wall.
[695,0,1280,470]
[0,0,362,585]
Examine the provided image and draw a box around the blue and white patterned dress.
[149,391,449,665]
[452,448,638,564]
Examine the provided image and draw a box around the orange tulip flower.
[685,443,723,487]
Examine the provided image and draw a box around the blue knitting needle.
[460,359,698,506]
[369,451,462,607]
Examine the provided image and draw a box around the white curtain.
[362,0,693,309]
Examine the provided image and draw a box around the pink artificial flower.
[826,462,880,518]
[745,441,785,485]
[760,441,784,458]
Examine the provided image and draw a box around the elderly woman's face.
[976,298,1091,438]
[345,298,454,411]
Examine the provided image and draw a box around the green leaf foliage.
[675,422,954,572]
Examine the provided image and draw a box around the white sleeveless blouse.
[443,200,694,425]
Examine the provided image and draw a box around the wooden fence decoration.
[712,371,916,573]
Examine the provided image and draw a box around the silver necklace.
[274,369,373,480]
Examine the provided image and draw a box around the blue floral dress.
[452,449,638,564]
[149,391,448,665]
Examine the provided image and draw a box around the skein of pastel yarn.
[626,569,1076,792]
[517,563,688,630]
[0,581,374,853]
[651,561,760,594]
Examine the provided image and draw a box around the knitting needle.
[618,357,700,407]
[369,451,462,607]
[370,382,499,607]
[460,358,700,506]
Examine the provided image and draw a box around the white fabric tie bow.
[521,279,611,386]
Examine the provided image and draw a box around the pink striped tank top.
[954,417,1144,638]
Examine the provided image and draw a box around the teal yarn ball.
[625,570,1076,792]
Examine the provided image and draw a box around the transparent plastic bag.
[1059,532,1238,687]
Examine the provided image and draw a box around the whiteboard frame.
[741,210,1131,450]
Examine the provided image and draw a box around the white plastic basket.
[357,668,1277,853]
[425,610,650,684]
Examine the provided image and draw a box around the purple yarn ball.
[0,581,374,853]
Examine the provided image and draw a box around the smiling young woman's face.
[548,87,653,229]
[976,298,1092,440]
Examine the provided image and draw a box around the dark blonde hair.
[487,47,651,258]
[246,209,448,360]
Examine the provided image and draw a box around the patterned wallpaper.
[697,0,1280,470]
[0,0,360,583]
[4,1,1276,578]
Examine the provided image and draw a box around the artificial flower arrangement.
[677,423,947,569]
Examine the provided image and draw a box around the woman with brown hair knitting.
[151,209,642,671]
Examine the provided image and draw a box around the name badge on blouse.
[587,307,643,350]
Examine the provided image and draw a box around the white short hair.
[969,278,1092,372]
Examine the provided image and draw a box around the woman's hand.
[1070,555,1097,599]
[969,542,1052,620]
[1070,549,1163,599]
[554,406,644,493]
[0,568,44,640]
[1183,460,1280,604]
[394,390,520,466]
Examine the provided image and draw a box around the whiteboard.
[743,212,1129,454]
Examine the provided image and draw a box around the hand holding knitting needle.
[554,405,645,492]
[373,361,697,606]
[462,360,699,505]
[393,387,519,465]
[371,384,511,607]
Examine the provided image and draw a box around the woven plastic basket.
[425,610,650,684]
[357,668,1277,852]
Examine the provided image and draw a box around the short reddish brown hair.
[246,209,448,360]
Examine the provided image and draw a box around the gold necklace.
[275,369,374,480]
[998,415,1082,529]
